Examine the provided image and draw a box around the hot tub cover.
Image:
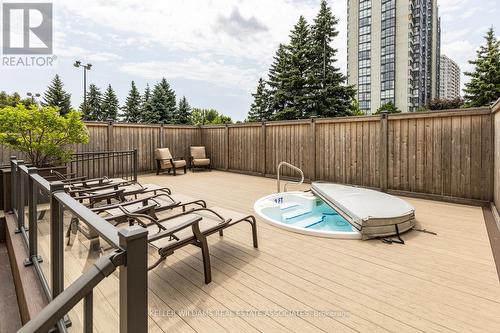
[312,182,415,239]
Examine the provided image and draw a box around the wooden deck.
[35,171,500,332]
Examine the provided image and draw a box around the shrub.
[0,104,89,167]
[374,101,401,114]
[426,97,464,110]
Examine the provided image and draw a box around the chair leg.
[249,217,258,248]
[156,167,159,175]
[219,229,223,237]
[173,168,176,176]
[192,223,211,284]
[184,166,187,174]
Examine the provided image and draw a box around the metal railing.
[276,161,304,192]
[68,150,138,182]
[9,157,148,333]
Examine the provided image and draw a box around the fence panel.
[265,121,312,179]
[228,124,263,174]
[163,126,202,163]
[201,126,227,169]
[316,117,380,188]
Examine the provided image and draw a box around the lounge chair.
[189,146,211,171]
[155,148,187,176]
[94,192,207,224]
[113,205,258,284]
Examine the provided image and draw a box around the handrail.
[277,161,304,192]
[9,157,149,333]
[18,253,120,333]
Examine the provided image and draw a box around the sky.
[0,0,497,121]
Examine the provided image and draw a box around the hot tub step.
[279,202,299,210]
[290,215,324,228]
[282,208,311,220]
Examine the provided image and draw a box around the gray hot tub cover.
[312,182,415,240]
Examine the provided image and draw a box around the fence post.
[225,123,229,171]
[119,226,148,333]
[50,181,65,299]
[10,156,17,213]
[15,160,25,233]
[160,124,164,147]
[310,117,317,181]
[380,111,389,192]
[24,167,42,266]
[107,120,114,177]
[133,149,138,182]
[261,121,266,175]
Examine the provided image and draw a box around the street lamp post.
[27,92,41,105]
[73,61,92,110]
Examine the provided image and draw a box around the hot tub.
[253,191,362,239]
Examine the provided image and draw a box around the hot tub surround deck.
[27,170,500,332]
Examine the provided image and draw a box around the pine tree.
[148,84,168,124]
[122,81,142,122]
[279,16,312,119]
[101,84,119,121]
[158,78,177,123]
[248,78,271,121]
[42,74,72,115]
[176,96,192,124]
[308,0,355,117]
[464,27,500,107]
[140,84,153,122]
[80,84,102,121]
[266,44,292,118]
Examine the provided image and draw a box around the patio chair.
[113,204,258,284]
[155,148,187,176]
[94,192,207,224]
[189,146,211,171]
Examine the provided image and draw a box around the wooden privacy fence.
[0,107,495,203]
[201,107,494,203]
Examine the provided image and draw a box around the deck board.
[33,171,500,332]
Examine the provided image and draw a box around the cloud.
[119,58,259,90]
[214,8,268,41]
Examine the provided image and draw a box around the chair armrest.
[72,188,125,201]
[147,216,203,242]
[173,156,185,161]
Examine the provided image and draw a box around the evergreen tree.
[464,27,500,107]
[248,78,271,121]
[122,81,142,122]
[42,74,72,115]
[266,44,292,117]
[80,84,102,121]
[308,0,355,117]
[101,84,119,121]
[176,96,191,124]
[140,84,153,122]
[279,16,312,119]
[158,78,177,123]
[148,84,168,124]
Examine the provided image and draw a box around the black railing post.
[24,167,42,266]
[133,149,138,182]
[10,156,17,214]
[83,291,93,333]
[50,181,65,299]
[15,160,26,232]
[118,226,148,333]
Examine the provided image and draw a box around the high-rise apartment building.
[347,0,440,114]
[439,54,461,99]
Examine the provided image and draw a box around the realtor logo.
[2,3,53,54]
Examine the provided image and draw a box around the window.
[359,17,371,27]
[359,50,371,60]
[359,26,371,35]
[359,42,371,51]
